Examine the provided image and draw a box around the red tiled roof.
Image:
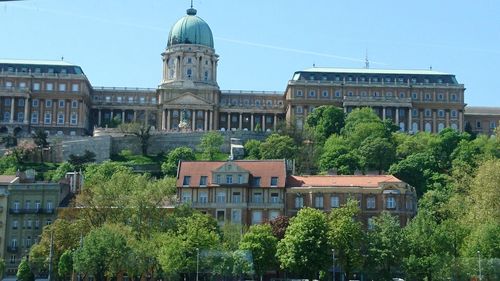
[0,175,18,184]
[177,160,287,188]
[287,175,402,188]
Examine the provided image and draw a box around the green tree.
[119,122,153,156]
[305,105,345,142]
[277,208,330,280]
[199,131,224,160]
[68,150,96,170]
[244,139,261,159]
[328,199,364,281]
[319,134,360,174]
[83,161,131,186]
[16,258,34,281]
[0,258,5,279]
[239,224,278,280]
[365,212,405,281]
[51,162,75,182]
[32,129,49,162]
[161,146,196,176]
[0,154,19,175]
[389,152,439,197]
[260,134,297,160]
[358,136,396,174]
[58,249,74,280]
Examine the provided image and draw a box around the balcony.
[9,208,53,214]
[7,246,18,253]
[248,201,284,209]
[343,96,412,107]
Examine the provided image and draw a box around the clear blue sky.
[1,0,499,106]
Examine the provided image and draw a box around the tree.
[239,224,278,280]
[0,258,5,279]
[358,136,396,174]
[389,152,439,197]
[68,150,96,170]
[260,134,297,160]
[32,129,49,162]
[365,212,405,280]
[269,215,290,240]
[83,161,131,186]
[51,162,74,182]
[58,249,74,280]
[199,131,224,160]
[305,105,345,142]
[328,200,364,280]
[161,146,196,176]
[119,122,153,156]
[319,135,360,174]
[244,139,261,159]
[0,154,20,175]
[16,258,34,281]
[277,208,330,280]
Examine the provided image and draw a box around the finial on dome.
[187,0,197,15]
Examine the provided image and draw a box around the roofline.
[296,67,452,76]
[0,58,79,67]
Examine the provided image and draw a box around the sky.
[1,0,499,106]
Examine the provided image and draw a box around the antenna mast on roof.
[365,49,369,69]
[190,0,193,8]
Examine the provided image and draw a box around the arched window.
[425,123,432,132]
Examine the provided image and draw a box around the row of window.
[182,191,281,204]
[10,218,51,230]
[295,89,459,102]
[1,98,78,109]
[303,74,451,85]
[215,209,281,224]
[12,200,53,210]
[27,112,79,125]
[473,120,498,129]
[2,81,80,92]
[220,99,283,107]
[219,115,274,124]
[295,195,411,210]
[182,175,278,187]
[96,95,156,104]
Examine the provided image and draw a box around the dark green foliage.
[199,131,224,160]
[16,258,34,281]
[243,139,261,159]
[305,105,345,142]
[68,150,96,170]
[389,152,439,196]
[260,134,297,160]
[161,146,196,176]
[239,224,277,278]
[358,136,396,174]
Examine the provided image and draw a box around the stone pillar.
[98,109,102,126]
[344,106,347,113]
[432,110,437,133]
[239,113,243,130]
[251,114,254,131]
[445,111,450,127]
[395,108,399,124]
[110,110,114,120]
[262,114,266,131]
[419,110,424,132]
[227,113,231,130]
[10,98,15,123]
[408,108,412,133]
[133,110,137,122]
[458,111,463,132]
[274,114,277,131]
[192,110,196,131]
[161,109,167,131]
[209,110,213,130]
[121,111,125,123]
[24,98,29,124]
[166,109,171,131]
[145,110,149,126]
[382,107,386,121]
[204,110,208,131]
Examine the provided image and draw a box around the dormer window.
[200,176,207,186]
[238,175,243,184]
[270,177,278,187]
[216,175,221,184]
[252,177,261,187]
[183,176,191,186]
[226,175,233,184]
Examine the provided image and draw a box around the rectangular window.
[32,99,39,107]
[47,201,53,210]
[216,175,221,184]
[18,99,25,107]
[295,195,304,209]
[490,121,497,129]
[232,192,241,203]
[58,83,66,92]
[31,112,38,124]
[71,100,78,108]
[232,209,242,223]
[35,220,40,229]
[367,218,375,230]
[270,177,278,187]
[57,99,65,108]
[295,90,303,97]
[44,112,52,124]
[45,99,53,108]
[226,175,233,184]
[71,83,79,92]
[269,210,280,221]
[17,112,24,123]
[270,193,279,203]
[5,98,11,106]
[331,196,340,208]
[70,113,78,125]
[386,197,396,209]
[237,174,243,184]
[251,210,262,224]
[182,191,191,203]
[183,176,191,186]
[367,197,376,209]
[46,83,53,91]
[199,176,208,186]
[252,177,261,187]
[57,112,65,124]
[33,82,40,91]
[476,121,481,128]
[128,97,134,103]
[140,97,145,104]
[216,210,225,222]
[296,106,303,114]
[253,192,262,203]
[315,195,324,208]
[198,191,208,203]
[216,191,226,203]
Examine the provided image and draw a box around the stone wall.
[60,136,112,163]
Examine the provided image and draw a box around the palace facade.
[0,7,499,137]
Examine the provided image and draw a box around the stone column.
[395,108,399,124]
[161,110,166,130]
[251,114,254,131]
[192,110,196,131]
[121,111,125,123]
[408,108,412,133]
[419,110,424,132]
[133,110,137,122]
[145,110,149,126]
[98,109,102,126]
[227,113,230,130]
[382,107,386,121]
[110,110,114,120]
[445,111,450,127]
[274,114,277,131]
[239,113,242,130]
[10,98,15,123]
[204,110,208,131]
[262,114,266,131]
[24,98,29,124]
[432,110,437,133]
[458,111,463,132]
[166,109,171,131]
[209,110,213,130]
[344,106,347,113]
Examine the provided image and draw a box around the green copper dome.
[167,8,214,48]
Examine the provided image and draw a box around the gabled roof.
[287,175,403,188]
[177,160,287,188]
[0,175,18,184]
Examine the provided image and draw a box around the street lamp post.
[477,251,482,281]
[332,249,335,281]
[196,248,200,281]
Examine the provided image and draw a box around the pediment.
[166,93,211,106]
[213,162,250,174]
